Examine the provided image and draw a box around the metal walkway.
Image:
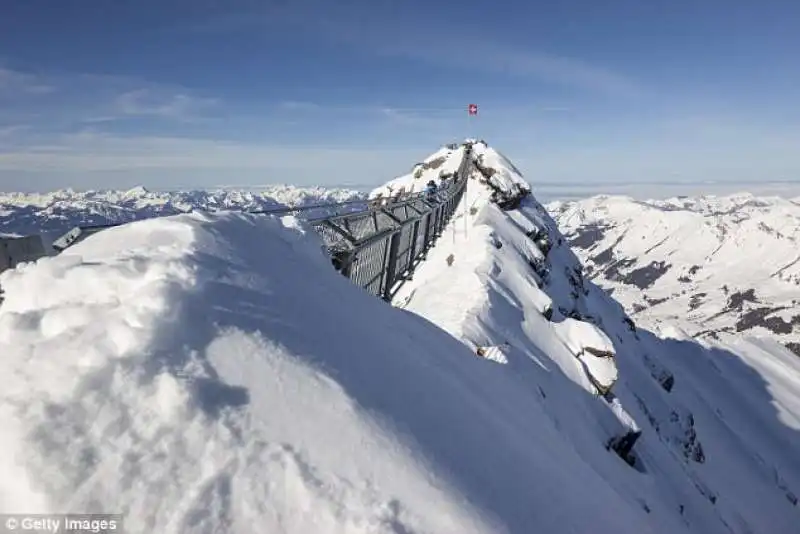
[20,144,474,303]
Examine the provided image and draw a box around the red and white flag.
[468,103,478,115]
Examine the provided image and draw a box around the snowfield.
[547,194,800,357]
[1,142,799,533]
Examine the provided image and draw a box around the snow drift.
[0,210,660,534]
[1,142,799,534]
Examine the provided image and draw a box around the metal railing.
[315,153,470,300]
[41,145,474,302]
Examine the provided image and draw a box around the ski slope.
[0,142,798,533]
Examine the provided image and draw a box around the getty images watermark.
[1,514,123,533]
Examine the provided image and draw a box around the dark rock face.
[688,293,707,311]
[643,353,675,393]
[726,289,758,311]
[621,261,671,289]
[645,296,669,306]
[603,258,637,282]
[608,430,642,467]
[567,224,609,249]
[593,247,614,265]
[623,317,636,332]
[635,395,705,464]
[672,411,705,464]
[735,307,799,334]
[785,343,800,357]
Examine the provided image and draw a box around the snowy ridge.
[547,193,800,355]
[0,143,798,533]
[0,184,366,239]
[369,143,468,199]
[391,142,800,532]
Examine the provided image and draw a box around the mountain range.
[0,184,366,241]
[1,146,799,533]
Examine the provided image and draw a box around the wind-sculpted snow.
[548,193,800,356]
[0,184,366,239]
[390,145,800,533]
[1,145,799,533]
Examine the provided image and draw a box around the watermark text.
[1,514,123,533]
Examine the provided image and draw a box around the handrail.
[38,143,475,302]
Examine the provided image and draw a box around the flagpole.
[465,103,478,240]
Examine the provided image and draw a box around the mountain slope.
[387,143,800,534]
[0,145,798,533]
[547,194,800,356]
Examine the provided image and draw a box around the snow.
[469,142,530,193]
[390,142,800,533]
[547,193,800,352]
[0,184,366,241]
[1,141,799,533]
[554,318,619,390]
[0,210,658,534]
[369,144,466,198]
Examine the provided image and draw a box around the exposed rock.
[422,156,446,171]
[726,288,757,311]
[622,261,671,289]
[567,224,609,249]
[645,295,669,306]
[490,233,503,249]
[557,318,618,394]
[735,306,795,334]
[528,257,549,281]
[635,396,704,464]
[623,317,636,332]
[785,343,800,357]
[688,293,707,311]
[608,430,642,467]
[643,353,675,393]
[694,479,717,505]
[671,410,705,463]
[593,247,614,265]
[603,257,637,282]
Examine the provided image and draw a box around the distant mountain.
[0,185,367,239]
[547,193,800,356]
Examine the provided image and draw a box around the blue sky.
[1,0,799,193]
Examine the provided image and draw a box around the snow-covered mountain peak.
[0,143,798,533]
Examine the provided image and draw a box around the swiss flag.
[468,103,478,115]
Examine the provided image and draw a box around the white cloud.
[114,88,219,119]
[0,125,29,137]
[0,67,55,95]
[0,131,425,173]
[278,100,321,111]
[371,40,643,98]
